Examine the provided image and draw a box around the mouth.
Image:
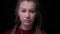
[25,20,31,23]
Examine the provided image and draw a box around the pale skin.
[18,1,37,30]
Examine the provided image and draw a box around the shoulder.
[42,31,46,34]
[4,29,12,34]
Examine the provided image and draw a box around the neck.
[20,24,33,30]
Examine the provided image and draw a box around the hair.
[12,0,42,34]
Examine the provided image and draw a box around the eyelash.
[29,10,35,13]
[21,10,26,13]
[20,10,35,13]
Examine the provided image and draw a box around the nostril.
[25,12,30,19]
[26,16,30,19]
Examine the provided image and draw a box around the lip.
[25,20,31,23]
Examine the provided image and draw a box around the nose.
[25,12,30,19]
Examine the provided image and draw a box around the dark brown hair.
[12,0,42,34]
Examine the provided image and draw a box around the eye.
[29,10,35,13]
[21,10,26,13]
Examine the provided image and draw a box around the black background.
[1,0,58,34]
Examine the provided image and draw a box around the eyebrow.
[20,7,26,10]
[20,7,35,10]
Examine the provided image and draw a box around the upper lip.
[25,20,31,21]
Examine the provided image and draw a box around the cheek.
[18,11,24,17]
[18,11,24,21]
[30,13,36,21]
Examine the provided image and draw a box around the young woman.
[4,0,46,34]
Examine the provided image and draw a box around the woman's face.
[18,1,36,26]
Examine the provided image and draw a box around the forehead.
[19,1,36,9]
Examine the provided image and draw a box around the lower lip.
[25,20,30,23]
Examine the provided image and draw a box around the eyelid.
[30,9,35,11]
[20,9,26,13]
[29,10,35,13]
